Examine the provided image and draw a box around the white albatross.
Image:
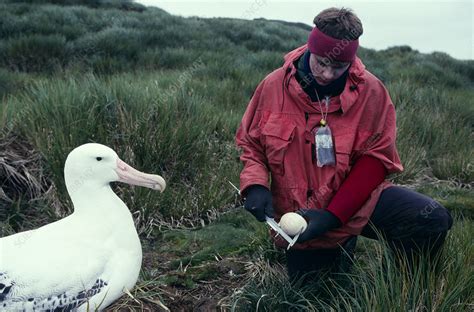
[0,143,166,311]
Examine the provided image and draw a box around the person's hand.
[297,209,342,243]
[243,184,274,222]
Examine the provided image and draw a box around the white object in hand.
[279,212,308,236]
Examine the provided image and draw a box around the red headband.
[307,27,359,62]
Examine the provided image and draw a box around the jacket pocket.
[333,134,353,181]
[261,114,295,176]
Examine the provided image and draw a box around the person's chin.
[316,78,331,85]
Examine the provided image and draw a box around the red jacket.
[236,45,403,249]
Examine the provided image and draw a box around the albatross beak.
[115,158,166,192]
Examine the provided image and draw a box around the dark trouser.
[286,186,454,281]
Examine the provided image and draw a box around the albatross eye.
[96,157,103,161]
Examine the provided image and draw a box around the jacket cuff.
[240,178,269,196]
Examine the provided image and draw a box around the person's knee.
[418,200,453,234]
[440,206,453,232]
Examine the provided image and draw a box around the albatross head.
[64,143,166,193]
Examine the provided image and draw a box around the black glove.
[297,209,342,243]
[243,184,274,222]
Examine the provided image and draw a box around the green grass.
[1,72,244,228]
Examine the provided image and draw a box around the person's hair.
[313,7,363,40]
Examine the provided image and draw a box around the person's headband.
[307,27,359,62]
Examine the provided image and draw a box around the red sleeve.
[326,155,386,224]
[235,81,270,193]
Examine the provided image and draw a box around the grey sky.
[136,0,473,60]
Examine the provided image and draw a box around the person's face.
[309,53,351,85]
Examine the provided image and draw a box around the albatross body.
[0,143,166,311]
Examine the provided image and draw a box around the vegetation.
[0,0,472,310]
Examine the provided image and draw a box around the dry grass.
[0,130,49,202]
